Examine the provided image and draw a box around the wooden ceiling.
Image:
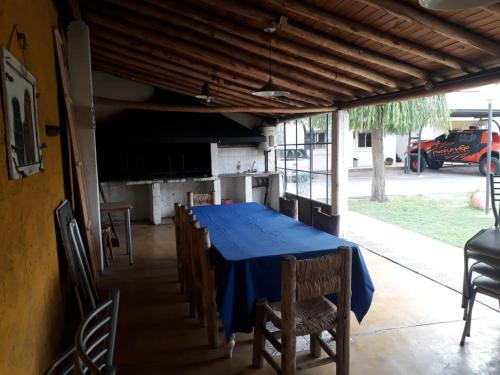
[80,0,500,117]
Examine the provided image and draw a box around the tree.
[349,95,450,202]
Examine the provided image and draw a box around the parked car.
[278,149,311,182]
[408,128,500,176]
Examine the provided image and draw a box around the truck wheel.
[479,157,500,176]
[409,154,427,173]
[428,161,444,170]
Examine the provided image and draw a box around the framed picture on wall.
[1,47,42,179]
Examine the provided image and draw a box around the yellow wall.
[0,0,66,373]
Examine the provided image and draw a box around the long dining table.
[191,202,375,339]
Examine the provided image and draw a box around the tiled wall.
[218,146,266,174]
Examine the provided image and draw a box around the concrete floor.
[100,222,500,374]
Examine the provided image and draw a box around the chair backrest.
[55,200,99,318]
[45,347,76,375]
[187,191,216,207]
[69,220,99,313]
[183,209,197,269]
[279,197,298,220]
[490,174,500,227]
[280,248,352,327]
[192,225,215,292]
[312,207,339,236]
[46,290,120,375]
[75,289,120,375]
[174,203,183,261]
[188,217,202,288]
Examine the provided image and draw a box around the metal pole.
[485,102,493,214]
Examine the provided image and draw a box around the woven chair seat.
[267,296,337,336]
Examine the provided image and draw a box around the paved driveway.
[348,165,487,198]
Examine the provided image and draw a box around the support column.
[331,110,350,238]
[67,20,103,269]
[149,182,162,225]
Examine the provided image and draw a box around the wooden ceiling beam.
[340,66,500,110]
[93,61,251,107]
[93,96,337,114]
[258,0,480,72]
[484,4,500,16]
[137,0,407,90]
[358,0,500,57]
[88,29,328,107]
[186,0,434,81]
[90,32,311,108]
[86,3,358,99]
[85,13,335,106]
[91,49,290,108]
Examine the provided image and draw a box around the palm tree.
[349,95,450,202]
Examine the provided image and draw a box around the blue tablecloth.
[191,202,374,338]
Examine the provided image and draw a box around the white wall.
[218,145,265,174]
[92,71,155,121]
[349,130,396,167]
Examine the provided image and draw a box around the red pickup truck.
[408,128,500,176]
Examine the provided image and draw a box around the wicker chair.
[174,203,185,293]
[252,247,352,375]
[181,207,201,319]
[187,191,216,207]
[189,223,220,348]
[312,207,339,236]
[279,197,298,220]
[462,174,500,318]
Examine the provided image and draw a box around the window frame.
[276,113,332,206]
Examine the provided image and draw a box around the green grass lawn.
[349,194,494,248]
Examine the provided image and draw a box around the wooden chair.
[189,223,220,348]
[187,191,216,207]
[174,203,185,293]
[46,289,120,375]
[182,208,198,317]
[252,247,352,375]
[312,207,339,236]
[189,223,236,356]
[279,197,298,220]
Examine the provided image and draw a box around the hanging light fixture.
[252,26,290,98]
[419,0,498,11]
[195,82,214,103]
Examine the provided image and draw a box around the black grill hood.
[97,109,265,145]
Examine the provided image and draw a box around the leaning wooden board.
[53,28,99,283]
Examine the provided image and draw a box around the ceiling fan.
[195,82,214,103]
